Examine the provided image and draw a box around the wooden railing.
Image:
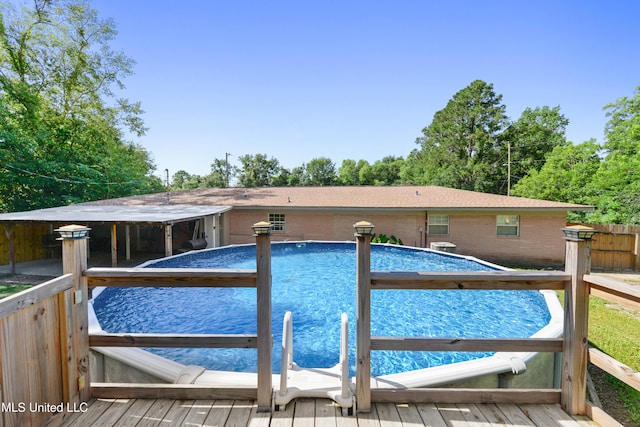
[0,274,76,427]
[3,223,639,426]
[84,268,261,399]
[355,264,570,411]
[354,231,640,427]
[0,230,95,427]
[83,230,274,412]
[582,274,640,426]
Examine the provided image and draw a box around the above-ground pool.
[92,242,552,377]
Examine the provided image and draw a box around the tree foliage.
[511,140,601,205]
[337,159,362,185]
[302,157,337,186]
[403,80,510,192]
[513,86,640,224]
[0,0,162,212]
[402,81,569,195]
[499,106,569,193]
[588,87,640,224]
[236,153,280,187]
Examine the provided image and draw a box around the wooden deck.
[61,398,600,426]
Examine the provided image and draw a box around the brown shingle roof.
[88,186,592,211]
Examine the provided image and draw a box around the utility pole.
[507,142,511,197]
[165,168,170,203]
[225,152,231,187]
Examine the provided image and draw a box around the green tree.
[171,170,207,190]
[369,156,405,185]
[270,167,292,186]
[236,153,279,187]
[287,166,305,186]
[588,87,640,224]
[0,0,162,212]
[511,140,601,206]
[206,158,233,187]
[499,106,569,194]
[338,159,369,185]
[358,163,375,185]
[403,80,509,192]
[304,157,337,186]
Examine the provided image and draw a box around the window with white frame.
[427,214,449,235]
[268,213,286,232]
[496,215,519,236]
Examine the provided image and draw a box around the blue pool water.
[92,242,552,376]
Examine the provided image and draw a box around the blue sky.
[90,0,640,179]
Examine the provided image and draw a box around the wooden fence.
[571,223,640,271]
[0,274,76,427]
[0,223,51,266]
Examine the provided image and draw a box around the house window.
[496,215,519,237]
[268,213,286,232]
[428,215,449,235]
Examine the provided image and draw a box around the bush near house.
[371,233,404,245]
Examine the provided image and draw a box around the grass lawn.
[0,283,32,299]
[588,295,640,425]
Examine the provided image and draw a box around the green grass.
[0,284,33,299]
[588,295,640,423]
[558,291,640,423]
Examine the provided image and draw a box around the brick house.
[81,185,591,267]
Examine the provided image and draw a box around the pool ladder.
[274,311,354,414]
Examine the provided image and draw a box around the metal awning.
[0,204,233,273]
[0,204,232,224]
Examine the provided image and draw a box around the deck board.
[134,398,174,427]
[415,403,448,427]
[475,403,511,426]
[183,400,215,426]
[315,399,338,427]
[292,398,315,427]
[226,401,255,427]
[203,400,235,426]
[393,403,425,427]
[60,398,602,427]
[115,398,156,427]
[374,402,403,427]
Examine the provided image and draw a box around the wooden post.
[165,224,173,257]
[125,224,131,261]
[110,223,118,267]
[59,224,92,404]
[634,233,639,271]
[253,221,273,411]
[3,223,16,275]
[354,221,374,413]
[561,231,593,415]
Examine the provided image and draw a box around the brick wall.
[440,211,566,267]
[228,210,424,246]
[226,209,567,267]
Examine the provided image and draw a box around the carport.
[0,204,232,274]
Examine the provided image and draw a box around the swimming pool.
[92,242,552,377]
